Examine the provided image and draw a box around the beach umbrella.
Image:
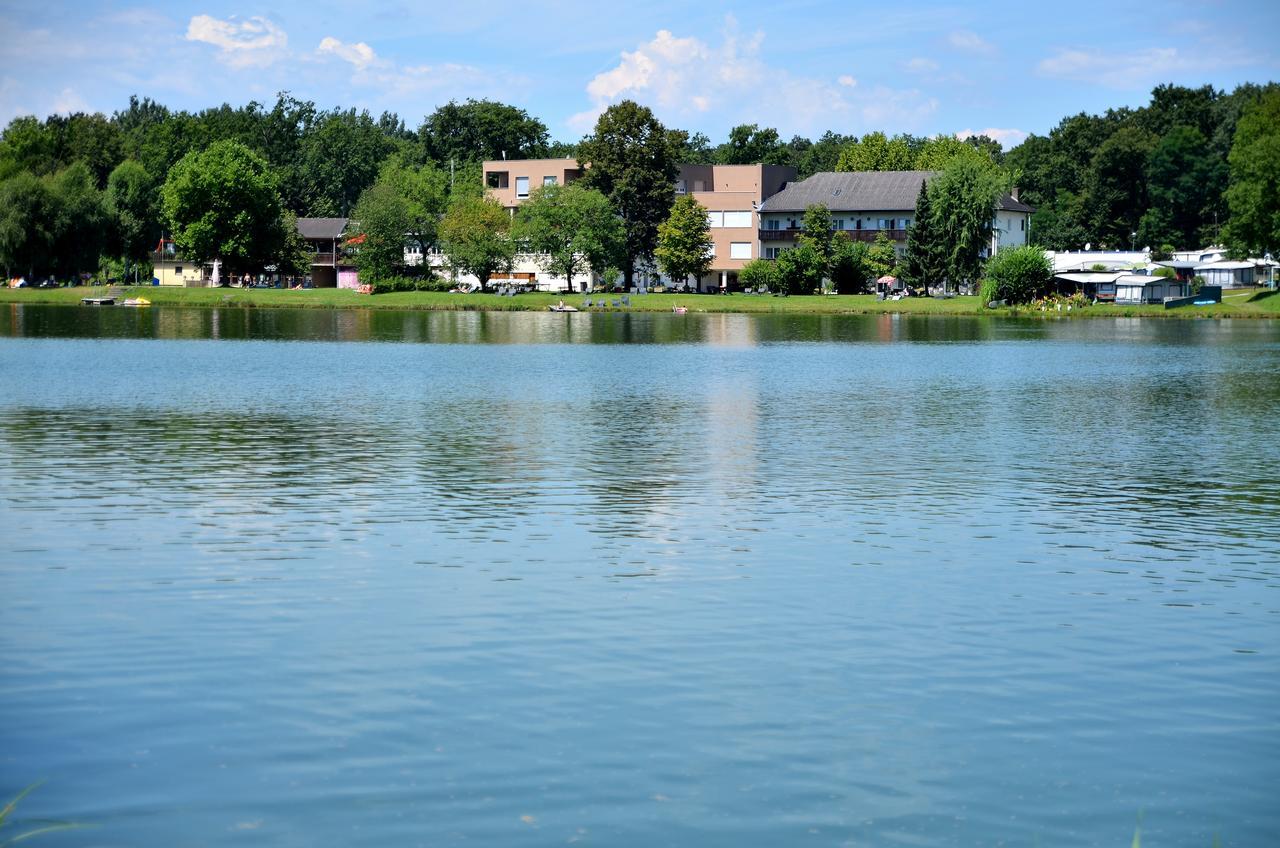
[211,259,221,286]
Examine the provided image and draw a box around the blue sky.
[2,0,1277,148]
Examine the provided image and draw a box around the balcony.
[759,228,909,242]
[310,252,336,266]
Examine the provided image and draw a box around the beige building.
[483,158,585,211]
[474,158,795,292]
[678,163,795,291]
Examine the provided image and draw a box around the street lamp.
[1130,231,1137,252]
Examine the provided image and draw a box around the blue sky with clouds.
[2,0,1277,148]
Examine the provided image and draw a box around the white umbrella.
[211,259,221,286]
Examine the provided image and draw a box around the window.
[877,219,888,230]
[723,211,752,228]
[174,266,183,275]
[730,242,751,260]
[543,176,557,186]
[705,243,716,258]
[765,247,781,259]
[832,219,845,230]
[855,219,862,230]
[693,180,706,192]
[903,218,912,229]
[515,176,529,198]
[766,219,780,231]
[675,179,686,194]
[707,211,724,228]
[1021,218,1026,232]
[485,171,508,189]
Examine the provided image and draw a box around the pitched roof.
[296,217,349,240]
[997,193,1035,213]
[759,171,936,213]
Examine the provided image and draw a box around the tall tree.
[106,159,158,265]
[515,183,623,290]
[715,124,787,165]
[376,155,449,254]
[292,109,397,217]
[350,181,410,282]
[1085,124,1157,247]
[438,194,515,289]
[901,180,947,290]
[835,132,914,171]
[419,99,549,165]
[161,140,287,275]
[796,203,837,271]
[1137,125,1225,250]
[929,158,1001,291]
[48,162,108,277]
[866,231,898,281]
[578,100,680,287]
[655,194,713,288]
[0,171,55,278]
[1224,88,1280,256]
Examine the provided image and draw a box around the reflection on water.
[1,307,1278,847]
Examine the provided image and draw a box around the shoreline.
[2,285,1277,319]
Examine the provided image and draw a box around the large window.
[723,211,752,228]
[543,175,557,186]
[729,242,751,260]
[706,211,724,228]
[515,176,529,198]
[765,247,781,259]
[766,219,780,230]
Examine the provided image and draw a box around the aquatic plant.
[0,783,86,845]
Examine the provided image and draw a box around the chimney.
[1011,186,1020,201]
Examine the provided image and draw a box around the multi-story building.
[758,170,1032,262]
[471,158,795,292]
[676,163,795,291]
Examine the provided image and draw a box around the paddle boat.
[672,305,688,314]
[548,300,578,312]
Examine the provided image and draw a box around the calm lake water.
[2,304,1278,847]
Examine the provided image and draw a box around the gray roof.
[759,171,1035,215]
[296,217,349,240]
[760,171,936,213]
[997,194,1034,213]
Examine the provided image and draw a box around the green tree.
[377,155,449,254]
[930,157,1002,290]
[48,162,108,278]
[774,243,825,295]
[978,244,1052,304]
[161,139,287,275]
[829,238,870,294]
[0,171,55,277]
[796,203,837,272]
[738,257,780,292]
[901,179,947,290]
[1138,125,1225,250]
[106,159,158,265]
[438,194,515,289]
[791,131,855,179]
[866,231,898,281]
[351,181,410,282]
[1085,124,1157,247]
[579,100,680,287]
[715,124,788,165]
[419,99,550,165]
[655,194,713,288]
[1224,88,1280,256]
[293,109,397,217]
[516,182,623,290]
[835,132,914,171]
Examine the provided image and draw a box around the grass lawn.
[2,284,1278,319]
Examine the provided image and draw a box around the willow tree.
[930,158,1002,291]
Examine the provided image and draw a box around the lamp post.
[1130,231,1137,252]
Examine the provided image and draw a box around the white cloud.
[317,36,378,70]
[956,127,1029,147]
[906,57,939,73]
[1036,47,1179,88]
[947,30,994,54]
[185,15,287,67]
[572,22,937,135]
[51,87,89,114]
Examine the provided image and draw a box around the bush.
[1152,265,1176,279]
[775,244,825,296]
[738,258,780,292]
[980,245,1052,304]
[831,239,870,294]
[1191,274,1205,294]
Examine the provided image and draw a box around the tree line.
[1,82,1277,284]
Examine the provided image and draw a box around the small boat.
[672,306,688,314]
[81,297,115,306]
[122,297,151,307]
[547,302,578,312]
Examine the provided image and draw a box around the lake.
[1,304,1278,847]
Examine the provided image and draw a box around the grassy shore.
[2,284,1278,319]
